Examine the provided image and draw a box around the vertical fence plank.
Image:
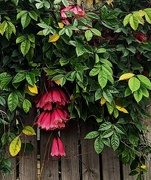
[0,156,16,180]
[61,121,80,180]
[144,104,151,180]
[102,147,121,180]
[123,165,136,180]
[40,130,59,180]
[19,107,37,180]
[81,120,100,180]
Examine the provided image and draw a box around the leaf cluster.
[0,0,151,178]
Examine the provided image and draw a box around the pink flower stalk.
[60,4,85,24]
[51,137,66,157]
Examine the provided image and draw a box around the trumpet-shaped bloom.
[36,109,70,130]
[60,4,85,25]
[35,88,69,110]
[51,137,66,157]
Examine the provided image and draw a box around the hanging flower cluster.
[35,82,70,131]
[60,4,85,25]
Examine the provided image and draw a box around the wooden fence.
[0,107,151,180]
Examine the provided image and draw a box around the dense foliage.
[0,0,151,178]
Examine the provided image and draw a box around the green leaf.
[106,102,114,114]
[9,136,21,156]
[20,39,31,56]
[23,99,32,113]
[141,86,149,98]
[61,0,69,7]
[98,71,108,89]
[129,14,139,30]
[28,34,35,43]
[5,23,13,40]
[0,96,6,106]
[22,126,36,136]
[91,28,101,36]
[103,90,113,103]
[12,72,26,84]
[123,14,132,26]
[137,75,151,88]
[96,48,106,53]
[16,35,26,44]
[11,0,19,6]
[76,46,85,57]
[1,133,7,146]
[103,129,114,138]
[89,68,100,76]
[17,11,27,20]
[128,77,140,93]
[99,122,112,131]
[111,133,120,151]
[133,89,143,103]
[94,136,104,154]
[85,30,93,41]
[0,21,7,35]
[7,21,16,34]
[26,73,36,86]
[85,131,99,139]
[144,8,151,24]
[28,11,38,21]
[7,92,18,112]
[21,13,31,29]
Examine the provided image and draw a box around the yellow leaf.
[48,34,60,43]
[119,73,135,81]
[70,94,73,100]
[54,79,61,85]
[22,126,36,136]
[116,105,128,113]
[100,97,106,105]
[141,165,147,169]
[87,0,93,5]
[9,136,21,157]
[138,10,146,17]
[58,22,64,28]
[106,0,114,7]
[27,84,38,94]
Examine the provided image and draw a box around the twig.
[38,132,52,180]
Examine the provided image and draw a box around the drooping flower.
[60,4,85,25]
[135,33,147,41]
[36,109,70,130]
[35,88,70,110]
[51,137,66,157]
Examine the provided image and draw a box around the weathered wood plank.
[0,155,16,180]
[81,120,100,180]
[61,121,80,180]
[102,147,121,180]
[144,104,151,180]
[122,165,136,180]
[19,107,37,180]
[39,130,59,180]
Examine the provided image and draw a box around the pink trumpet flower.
[36,109,69,130]
[51,137,66,157]
[60,4,85,25]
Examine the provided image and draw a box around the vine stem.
[38,132,52,180]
